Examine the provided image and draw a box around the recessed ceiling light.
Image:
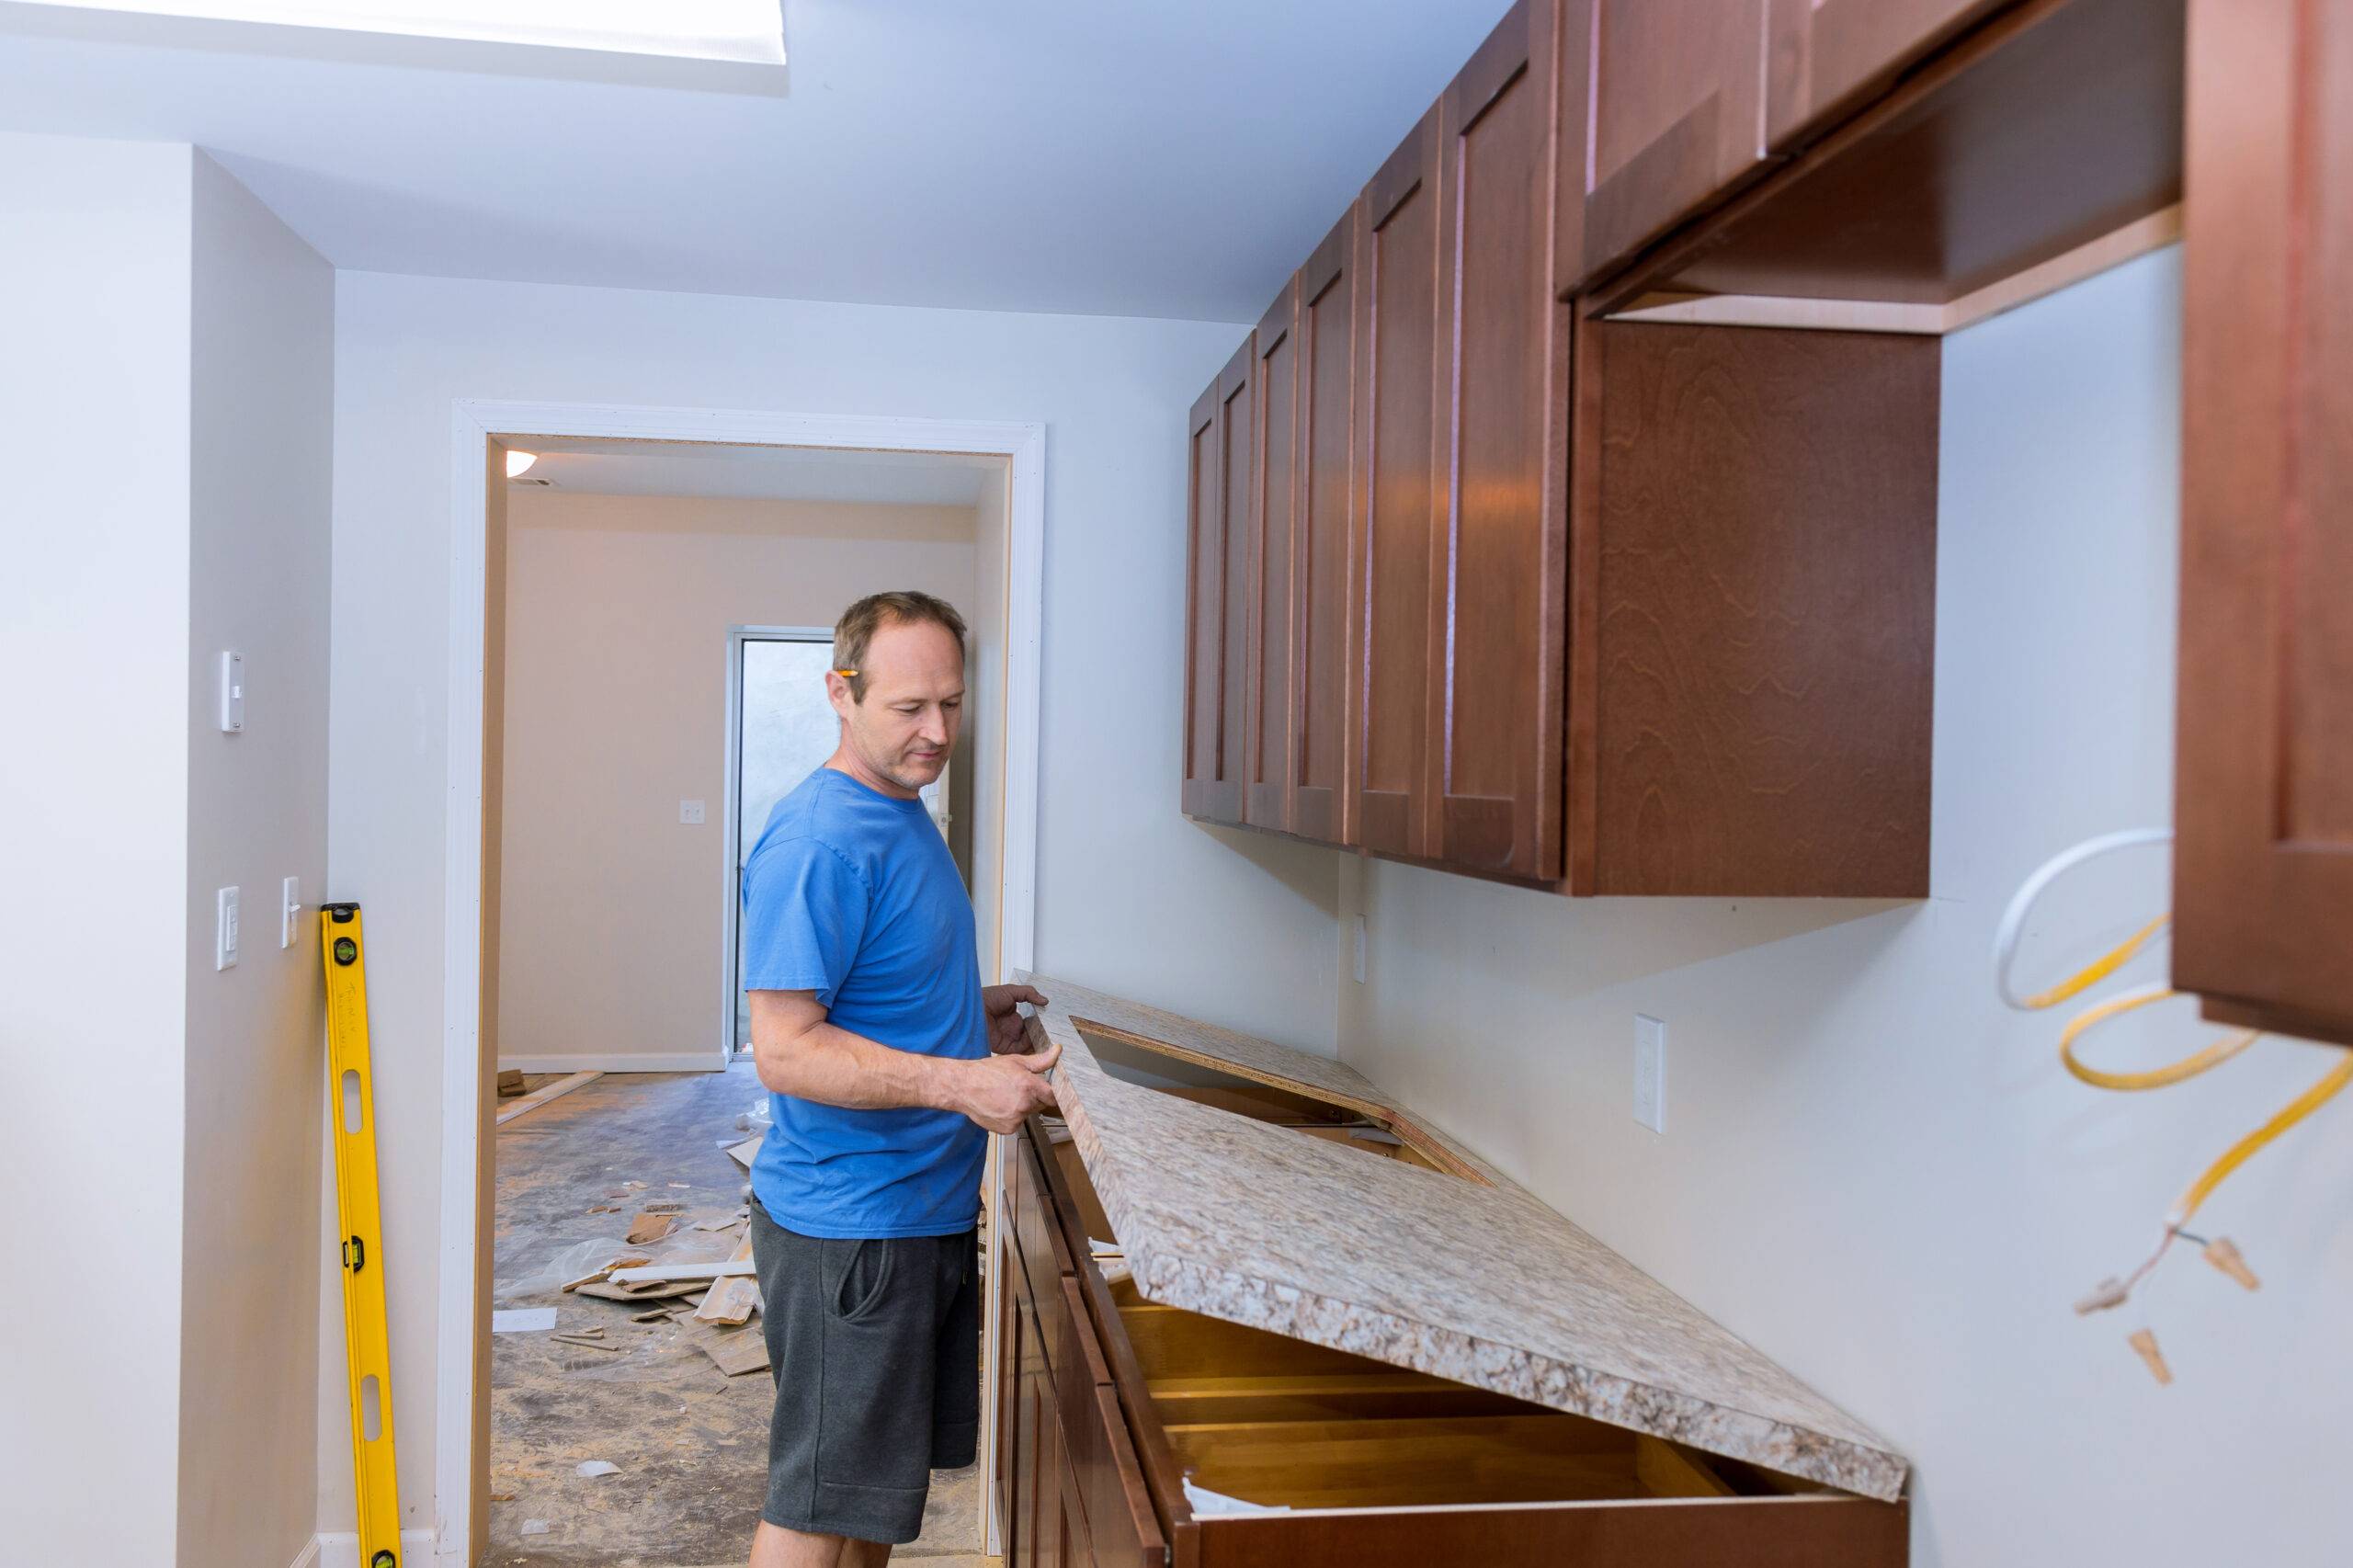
[22,1,785,65]
[505,449,538,479]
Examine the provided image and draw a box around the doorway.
[444,402,1044,1568]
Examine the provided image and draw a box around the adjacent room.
[5,4,2350,1568]
[481,440,1006,1564]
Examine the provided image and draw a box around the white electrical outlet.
[281,877,302,949]
[679,799,706,824]
[1352,915,1368,984]
[1633,1014,1666,1133]
[216,886,241,971]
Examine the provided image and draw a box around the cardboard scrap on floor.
[724,1134,763,1169]
[625,1211,678,1244]
[496,1068,526,1096]
[561,1254,653,1292]
[675,1312,770,1378]
[693,1234,761,1325]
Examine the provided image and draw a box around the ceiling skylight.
[23,0,785,65]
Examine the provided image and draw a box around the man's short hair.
[833,591,967,702]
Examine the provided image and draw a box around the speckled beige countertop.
[1019,972,1909,1504]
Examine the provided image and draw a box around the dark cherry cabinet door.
[1290,211,1358,847]
[1180,341,1254,825]
[1245,281,1300,832]
[1763,0,2013,151]
[1428,0,1570,879]
[1351,109,1444,861]
[1556,0,1790,295]
[2173,0,2353,1044]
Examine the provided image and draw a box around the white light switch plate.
[1633,1015,1665,1133]
[216,886,240,971]
[217,652,244,733]
[679,799,706,824]
[281,877,301,949]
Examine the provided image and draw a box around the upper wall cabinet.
[1180,341,1253,825]
[1555,0,1785,296]
[1288,211,1359,847]
[1243,281,1301,834]
[1763,0,2014,151]
[2173,0,2353,1046]
[1428,0,1571,879]
[1350,109,1444,862]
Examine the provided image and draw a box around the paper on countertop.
[1183,1478,1290,1517]
[490,1307,559,1333]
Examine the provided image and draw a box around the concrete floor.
[488,1062,988,1568]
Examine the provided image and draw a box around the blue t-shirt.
[740,767,987,1238]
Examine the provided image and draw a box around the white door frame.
[721,623,838,1066]
[439,399,1044,1565]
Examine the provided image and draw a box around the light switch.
[281,877,301,949]
[1633,1015,1665,1134]
[216,886,240,971]
[679,799,706,824]
[218,652,244,733]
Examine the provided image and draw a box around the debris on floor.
[623,1211,677,1244]
[574,1460,621,1478]
[724,1134,764,1169]
[491,1307,559,1334]
[497,1069,527,1096]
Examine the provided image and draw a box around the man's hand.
[982,983,1050,1054]
[948,1042,1062,1134]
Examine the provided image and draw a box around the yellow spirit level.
[321,902,403,1568]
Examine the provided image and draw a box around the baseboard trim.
[497,1051,725,1074]
[308,1529,438,1568]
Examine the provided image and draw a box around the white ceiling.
[514,438,1000,506]
[0,0,1514,322]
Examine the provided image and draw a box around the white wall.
[325,271,1342,1531]
[496,490,976,1071]
[1336,250,2353,1565]
[0,134,332,1568]
[178,150,335,1568]
[0,131,195,1568]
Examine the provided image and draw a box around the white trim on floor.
[309,1528,438,1568]
[440,399,1047,1567]
[494,1052,725,1074]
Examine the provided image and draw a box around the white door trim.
[440,399,1045,1564]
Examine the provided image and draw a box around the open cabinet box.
[996,977,1910,1568]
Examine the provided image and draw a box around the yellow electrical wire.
[2167,1050,2353,1228]
[2055,983,2260,1090]
[2018,913,2171,1010]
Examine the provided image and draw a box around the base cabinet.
[999,1121,1907,1568]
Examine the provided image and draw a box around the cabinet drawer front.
[1195,1493,1906,1567]
[1054,1279,1169,1566]
[1012,1131,1074,1371]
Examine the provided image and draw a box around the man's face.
[830,618,963,796]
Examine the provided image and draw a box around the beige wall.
[1335,252,2353,1565]
[495,490,978,1071]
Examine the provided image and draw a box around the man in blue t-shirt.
[739,590,1059,1567]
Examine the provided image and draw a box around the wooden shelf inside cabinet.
[1588,0,2185,335]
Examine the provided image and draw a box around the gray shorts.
[749,1199,980,1545]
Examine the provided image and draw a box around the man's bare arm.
[749,988,1059,1135]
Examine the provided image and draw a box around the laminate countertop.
[1019,971,1909,1504]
